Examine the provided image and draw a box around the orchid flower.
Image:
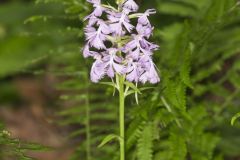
[83,1,160,160]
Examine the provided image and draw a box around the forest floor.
[0,76,76,160]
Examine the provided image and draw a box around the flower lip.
[137,9,157,26]
[145,9,157,15]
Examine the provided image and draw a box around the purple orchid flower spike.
[136,23,153,38]
[123,32,158,59]
[125,57,143,82]
[108,11,134,35]
[90,54,106,82]
[102,48,125,78]
[139,55,160,84]
[83,44,98,58]
[138,9,156,26]
[85,0,105,20]
[84,20,111,49]
[140,64,160,84]
[84,26,105,49]
[83,0,160,84]
[122,0,139,12]
[86,16,100,26]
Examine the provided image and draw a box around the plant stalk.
[86,75,91,160]
[86,95,91,160]
[119,76,125,160]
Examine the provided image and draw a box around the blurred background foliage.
[0,0,240,160]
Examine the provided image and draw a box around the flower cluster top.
[83,0,160,84]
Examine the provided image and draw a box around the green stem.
[116,1,125,158]
[86,80,91,160]
[119,75,125,160]
[86,97,91,160]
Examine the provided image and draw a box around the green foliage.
[125,0,240,159]
[137,122,154,160]
[0,1,66,77]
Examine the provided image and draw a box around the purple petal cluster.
[83,0,160,84]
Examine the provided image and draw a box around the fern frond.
[137,122,154,160]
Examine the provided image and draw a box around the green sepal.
[124,81,141,94]
[125,87,154,97]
